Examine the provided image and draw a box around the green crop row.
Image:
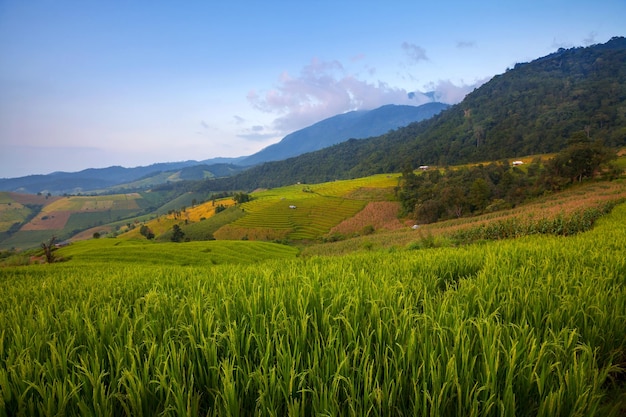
[1,204,625,416]
[449,199,624,243]
[232,196,366,241]
[53,238,299,266]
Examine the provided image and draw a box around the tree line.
[398,140,620,223]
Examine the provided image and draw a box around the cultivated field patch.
[329,201,404,235]
[54,238,299,266]
[0,201,27,230]
[210,175,401,241]
[20,210,72,231]
[304,179,626,256]
[219,194,366,241]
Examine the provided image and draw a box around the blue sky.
[1,1,624,178]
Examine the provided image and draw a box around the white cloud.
[421,78,491,104]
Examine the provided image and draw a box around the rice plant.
[1,204,625,416]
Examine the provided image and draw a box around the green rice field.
[214,176,399,241]
[54,238,299,266]
[1,203,625,415]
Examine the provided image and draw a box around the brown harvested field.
[21,211,72,231]
[8,192,61,205]
[71,225,116,241]
[329,201,405,235]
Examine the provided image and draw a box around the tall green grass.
[1,204,625,416]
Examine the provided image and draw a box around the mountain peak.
[240,102,449,166]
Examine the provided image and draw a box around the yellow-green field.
[213,175,400,241]
[1,202,625,416]
[2,155,625,253]
[303,179,626,256]
[54,238,299,266]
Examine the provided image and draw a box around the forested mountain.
[240,103,449,166]
[0,161,245,195]
[180,36,626,193]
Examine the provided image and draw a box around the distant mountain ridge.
[240,102,449,165]
[0,103,448,194]
[0,161,245,195]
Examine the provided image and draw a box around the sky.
[0,1,624,178]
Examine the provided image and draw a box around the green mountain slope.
[180,36,626,193]
[240,103,449,166]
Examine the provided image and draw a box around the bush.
[361,225,375,235]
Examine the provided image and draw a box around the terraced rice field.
[214,174,401,241]
[21,194,142,231]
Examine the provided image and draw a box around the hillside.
[180,36,626,193]
[0,160,245,195]
[240,102,449,166]
[0,190,184,249]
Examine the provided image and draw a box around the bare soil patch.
[329,201,404,235]
[21,211,71,231]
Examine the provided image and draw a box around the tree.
[139,225,155,240]
[547,140,617,184]
[468,178,491,211]
[41,236,57,264]
[171,224,185,242]
[233,192,251,204]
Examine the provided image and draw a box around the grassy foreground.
[1,205,625,416]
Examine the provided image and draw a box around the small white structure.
[512,160,524,166]
[289,205,297,209]
[419,165,429,171]
[412,224,420,230]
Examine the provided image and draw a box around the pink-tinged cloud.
[248,58,431,134]
[247,57,488,136]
